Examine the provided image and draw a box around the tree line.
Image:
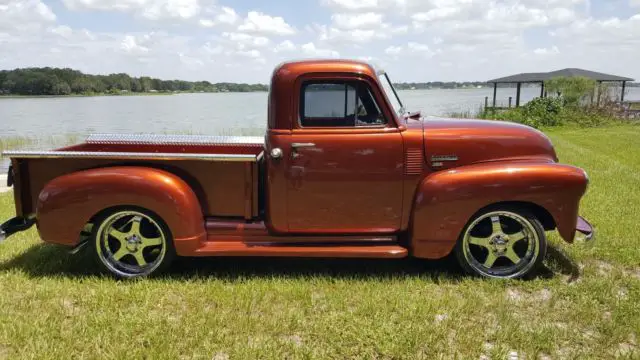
[0,67,268,96]
[393,81,490,90]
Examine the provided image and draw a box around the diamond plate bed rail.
[1,150,258,162]
[85,133,264,146]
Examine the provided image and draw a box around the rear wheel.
[455,208,547,279]
[90,208,175,278]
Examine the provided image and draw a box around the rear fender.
[410,161,588,259]
[36,166,206,254]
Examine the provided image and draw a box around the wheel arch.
[470,201,556,231]
[36,166,206,250]
[410,161,587,260]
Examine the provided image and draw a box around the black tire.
[454,206,547,279]
[90,207,176,279]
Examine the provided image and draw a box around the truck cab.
[1,59,594,279]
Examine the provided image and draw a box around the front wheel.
[90,208,175,278]
[454,208,547,279]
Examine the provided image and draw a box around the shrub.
[480,96,620,129]
[545,76,596,107]
[481,97,564,128]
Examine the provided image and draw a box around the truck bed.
[4,134,265,219]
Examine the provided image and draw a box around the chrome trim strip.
[1,150,257,162]
[86,133,264,146]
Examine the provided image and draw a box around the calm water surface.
[2,87,639,138]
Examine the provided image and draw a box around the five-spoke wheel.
[455,208,547,279]
[91,208,175,278]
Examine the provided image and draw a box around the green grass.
[0,134,83,152]
[1,126,639,359]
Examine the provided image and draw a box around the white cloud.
[216,7,238,24]
[238,11,295,36]
[2,0,640,85]
[237,49,261,58]
[63,0,201,20]
[221,32,270,48]
[198,19,215,27]
[407,42,430,53]
[49,25,73,38]
[384,45,402,55]
[274,40,296,52]
[301,42,340,58]
[321,0,380,11]
[121,35,150,54]
[197,6,239,28]
[202,42,223,54]
[141,0,199,20]
[412,7,461,22]
[533,46,560,55]
[331,12,383,29]
[0,0,56,32]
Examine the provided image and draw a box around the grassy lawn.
[1,125,639,359]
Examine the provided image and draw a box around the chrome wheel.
[95,210,168,278]
[461,210,542,278]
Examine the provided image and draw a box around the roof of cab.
[271,59,379,82]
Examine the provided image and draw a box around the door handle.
[291,142,315,149]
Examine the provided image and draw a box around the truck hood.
[420,117,557,170]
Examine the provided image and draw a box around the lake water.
[1,86,639,172]
[2,87,639,138]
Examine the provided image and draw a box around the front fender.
[410,161,588,259]
[36,166,206,252]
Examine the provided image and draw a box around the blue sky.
[1,0,639,83]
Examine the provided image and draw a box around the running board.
[191,242,408,258]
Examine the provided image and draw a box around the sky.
[1,0,639,83]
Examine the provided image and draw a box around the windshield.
[379,73,404,115]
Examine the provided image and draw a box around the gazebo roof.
[488,68,634,84]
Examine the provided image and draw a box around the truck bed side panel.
[22,158,254,218]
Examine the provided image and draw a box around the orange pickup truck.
[1,59,593,279]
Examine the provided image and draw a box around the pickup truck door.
[276,77,404,233]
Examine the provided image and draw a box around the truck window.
[300,81,386,128]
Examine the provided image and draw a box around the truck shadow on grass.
[0,243,580,282]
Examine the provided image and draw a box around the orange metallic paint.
[422,118,558,171]
[36,166,206,248]
[266,61,406,234]
[410,161,588,259]
[3,59,592,263]
[22,157,254,218]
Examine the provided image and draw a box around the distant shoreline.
[0,90,268,99]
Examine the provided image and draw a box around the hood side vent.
[404,149,423,175]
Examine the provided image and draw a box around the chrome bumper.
[574,216,595,247]
[0,217,35,243]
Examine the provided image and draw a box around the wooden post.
[485,96,489,109]
[621,81,626,103]
[540,82,545,98]
[516,82,522,107]
[508,97,512,108]
[492,83,497,107]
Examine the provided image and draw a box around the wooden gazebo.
[487,68,634,108]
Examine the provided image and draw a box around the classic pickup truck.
[1,59,593,279]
